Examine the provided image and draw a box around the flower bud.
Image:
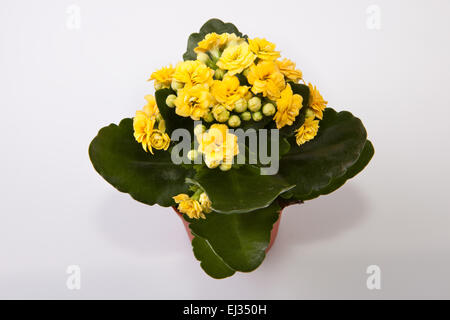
[154,82,163,91]
[240,111,251,121]
[213,105,230,123]
[165,94,177,108]
[205,158,220,169]
[171,80,184,91]
[234,98,247,113]
[219,163,232,171]
[305,107,315,119]
[196,52,210,64]
[187,150,199,161]
[203,112,214,123]
[158,119,166,131]
[248,97,262,112]
[214,69,226,80]
[194,124,206,136]
[228,115,241,128]
[262,103,276,116]
[243,68,250,78]
[252,111,263,122]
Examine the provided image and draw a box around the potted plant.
[89,19,374,279]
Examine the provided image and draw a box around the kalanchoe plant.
[89,19,374,279]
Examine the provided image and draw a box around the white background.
[1,0,449,299]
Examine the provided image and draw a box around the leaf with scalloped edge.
[301,140,374,200]
[89,118,194,207]
[187,165,294,214]
[278,108,368,199]
[187,202,281,272]
[192,236,236,279]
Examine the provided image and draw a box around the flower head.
[276,58,303,82]
[149,65,175,88]
[295,117,319,146]
[249,38,280,61]
[274,84,303,129]
[148,130,170,152]
[216,43,256,76]
[308,83,328,120]
[173,194,205,219]
[247,61,285,100]
[195,32,244,54]
[172,60,214,88]
[199,193,212,213]
[197,124,239,168]
[211,75,249,110]
[174,85,213,120]
[133,95,159,153]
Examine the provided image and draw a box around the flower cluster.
[135,31,329,218]
[133,95,170,154]
[173,191,212,219]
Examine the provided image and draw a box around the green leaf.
[188,165,294,214]
[183,18,246,61]
[279,108,369,199]
[155,88,194,136]
[89,118,193,207]
[302,140,374,200]
[191,236,235,279]
[188,202,281,272]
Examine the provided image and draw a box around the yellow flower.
[133,95,159,152]
[295,117,320,146]
[216,42,256,76]
[248,38,280,61]
[149,130,170,152]
[172,60,214,88]
[199,192,212,213]
[173,194,205,219]
[211,75,249,110]
[149,65,175,88]
[247,61,285,100]
[276,58,303,82]
[197,124,239,167]
[308,83,328,119]
[274,84,303,129]
[174,85,213,120]
[195,33,221,53]
[195,32,244,54]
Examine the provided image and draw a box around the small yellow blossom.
[173,194,205,219]
[211,75,249,110]
[172,60,214,88]
[194,32,244,54]
[174,85,213,120]
[197,124,239,167]
[199,193,212,213]
[276,58,303,82]
[295,117,320,146]
[248,38,280,61]
[149,65,175,88]
[274,84,303,129]
[247,61,285,100]
[148,130,170,152]
[133,95,160,153]
[217,43,256,76]
[308,83,328,119]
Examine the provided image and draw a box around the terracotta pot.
[173,207,282,253]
